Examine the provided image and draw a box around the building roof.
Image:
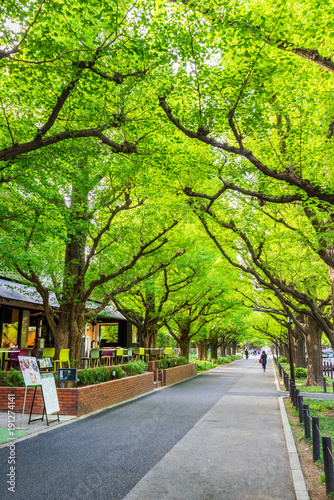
[0,277,125,321]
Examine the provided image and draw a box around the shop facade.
[0,277,139,351]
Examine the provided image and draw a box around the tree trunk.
[141,325,158,349]
[196,340,208,360]
[293,328,307,368]
[54,304,86,367]
[220,342,226,357]
[305,316,323,386]
[209,339,218,360]
[226,343,232,356]
[178,329,191,360]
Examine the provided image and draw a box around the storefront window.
[99,324,118,343]
[1,308,20,349]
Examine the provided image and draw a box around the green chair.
[164,347,173,359]
[53,349,70,371]
[90,348,101,368]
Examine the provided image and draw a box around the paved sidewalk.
[0,358,307,499]
[124,359,300,500]
[0,412,76,447]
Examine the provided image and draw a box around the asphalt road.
[0,359,295,500]
[0,366,241,500]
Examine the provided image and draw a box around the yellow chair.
[42,348,55,359]
[1,349,10,371]
[137,347,149,362]
[53,349,70,371]
[115,349,127,365]
[164,347,173,359]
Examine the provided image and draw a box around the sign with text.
[37,358,53,370]
[18,356,42,386]
[41,372,60,415]
[58,368,77,382]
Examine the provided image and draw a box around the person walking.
[261,350,267,372]
[245,349,249,359]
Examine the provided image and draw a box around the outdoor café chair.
[115,348,127,365]
[42,347,55,360]
[53,348,70,371]
[90,348,101,368]
[6,348,29,370]
[164,347,173,359]
[101,349,114,367]
[137,347,149,363]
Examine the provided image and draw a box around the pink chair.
[6,348,30,370]
[101,349,114,367]
[6,350,21,370]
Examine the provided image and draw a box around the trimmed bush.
[77,366,126,387]
[123,361,148,376]
[5,368,25,387]
[295,367,308,378]
[156,357,188,369]
[278,356,287,363]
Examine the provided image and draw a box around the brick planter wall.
[0,372,154,417]
[154,362,197,386]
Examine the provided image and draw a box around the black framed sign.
[58,368,77,382]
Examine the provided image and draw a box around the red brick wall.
[76,372,154,416]
[160,363,197,386]
[0,372,154,416]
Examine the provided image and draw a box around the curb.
[273,363,309,500]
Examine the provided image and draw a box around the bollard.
[312,416,321,462]
[323,377,327,393]
[294,388,299,409]
[290,382,294,404]
[298,395,304,423]
[322,436,334,495]
[303,404,311,439]
[289,379,294,400]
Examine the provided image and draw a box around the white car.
[322,349,334,358]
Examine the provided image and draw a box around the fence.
[274,356,334,495]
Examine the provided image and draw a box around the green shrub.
[77,366,126,387]
[6,368,25,387]
[174,356,188,366]
[77,368,95,387]
[93,367,112,383]
[278,356,287,363]
[156,357,188,369]
[295,367,308,378]
[156,358,169,369]
[112,366,126,379]
[0,370,6,380]
[123,361,147,376]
